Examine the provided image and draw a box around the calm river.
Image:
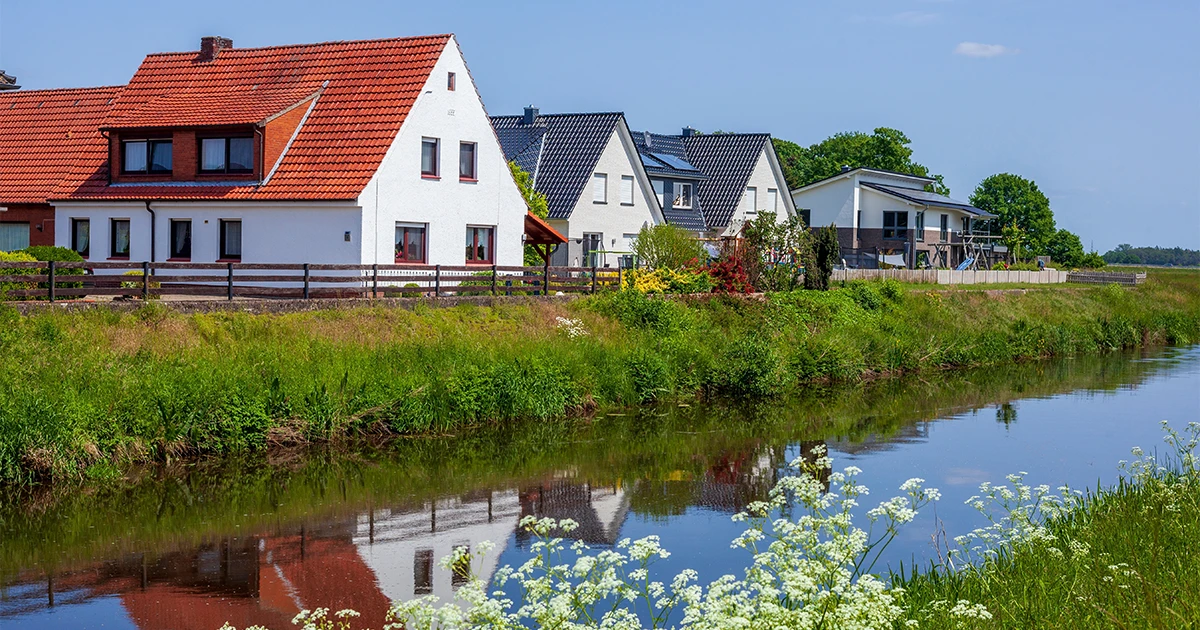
[2,347,1197,629]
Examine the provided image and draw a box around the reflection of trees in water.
[996,402,1017,427]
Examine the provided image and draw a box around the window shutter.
[620,176,634,205]
[744,187,757,213]
[767,188,778,213]
[593,173,607,203]
[653,179,666,207]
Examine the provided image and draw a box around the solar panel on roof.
[640,153,668,168]
[650,152,698,171]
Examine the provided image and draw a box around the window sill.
[394,260,427,265]
[620,202,634,207]
[216,258,242,263]
[166,258,191,262]
[459,177,478,183]
[465,260,494,266]
[421,174,441,180]
[593,201,608,205]
[107,256,130,261]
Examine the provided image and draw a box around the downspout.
[144,201,156,263]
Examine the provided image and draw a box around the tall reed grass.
[1,271,1197,485]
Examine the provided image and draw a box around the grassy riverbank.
[898,449,1200,628]
[1,271,1197,485]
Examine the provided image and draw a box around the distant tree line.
[1102,245,1200,267]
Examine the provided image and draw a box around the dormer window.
[200,137,254,174]
[122,139,172,174]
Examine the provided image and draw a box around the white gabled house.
[789,167,998,269]
[631,129,796,238]
[492,109,664,268]
[52,34,531,267]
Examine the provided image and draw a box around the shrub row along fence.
[0,261,623,301]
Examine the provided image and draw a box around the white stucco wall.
[53,201,362,263]
[555,127,661,267]
[791,176,855,228]
[360,36,526,267]
[731,147,794,225]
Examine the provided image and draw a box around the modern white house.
[52,35,530,267]
[789,167,998,269]
[632,129,796,237]
[492,109,664,268]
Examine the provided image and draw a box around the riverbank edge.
[2,274,1198,487]
[893,463,1200,628]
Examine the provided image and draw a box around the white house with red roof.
[52,35,530,267]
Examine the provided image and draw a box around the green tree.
[773,128,949,194]
[803,224,840,291]
[1045,229,1085,267]
[631,224,706,270]
[509,161,551,266]
[741,212,810,291]
[970,173,1056,255]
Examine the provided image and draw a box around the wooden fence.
[0,261,624,302]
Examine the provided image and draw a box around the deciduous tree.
[969,174,1056,255]
[774,128,949,194]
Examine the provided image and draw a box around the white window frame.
[744,186,758,214]
[620,175,634,205]
[672,182,692,209]
[652,179,666,207]
[767,188,778,213]
[592,173,608,204]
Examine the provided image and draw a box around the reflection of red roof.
[62,35,450,202]
[103,87,320,129]
[0,86,121,203]
[120,535,392,630]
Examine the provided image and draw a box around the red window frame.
[465,226,494,264]
[395,224,427,263]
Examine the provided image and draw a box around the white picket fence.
[831,268,1070,285]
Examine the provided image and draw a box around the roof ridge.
[0,85,123,96]
[140,33,453,58]
[493,111,624,119]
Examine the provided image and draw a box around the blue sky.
[1,0,1196,251]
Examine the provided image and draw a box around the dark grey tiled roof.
[862,183,996,217]
[494,126,546,177]
[630,130,708,233]
[491,112,623,220]
[681,133,773,229]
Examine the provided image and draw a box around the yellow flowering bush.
[623,268,713,295]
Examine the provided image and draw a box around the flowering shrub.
[384,445,958,629]
[705,256,752,294]
[622,267,714,295]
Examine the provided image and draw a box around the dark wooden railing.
[0,261,625,302]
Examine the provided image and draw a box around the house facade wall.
[791,176,855,231]
[552,128,660,267]
[360,36,526,267]
[731,148,793,227]
[53,201,363,263]
[0,203,56,250]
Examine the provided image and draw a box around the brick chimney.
[198,36,233,62]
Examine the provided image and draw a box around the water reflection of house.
[352,489,522,605]
[831,423,930,456]
[516,480,630,547]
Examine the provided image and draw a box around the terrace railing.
[0,261,624,302]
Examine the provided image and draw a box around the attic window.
[447,72,456,91]
[201,137,254,174]
[122,139,173,174]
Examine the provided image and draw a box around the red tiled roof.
[103,86,320,129]
[60,35,451,201]
[0,86,122,204]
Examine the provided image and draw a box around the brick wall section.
[172,131,197,181]
[263,97,314,177]
[0,203,56,247]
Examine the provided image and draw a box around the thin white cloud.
[954,42,1019,58]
